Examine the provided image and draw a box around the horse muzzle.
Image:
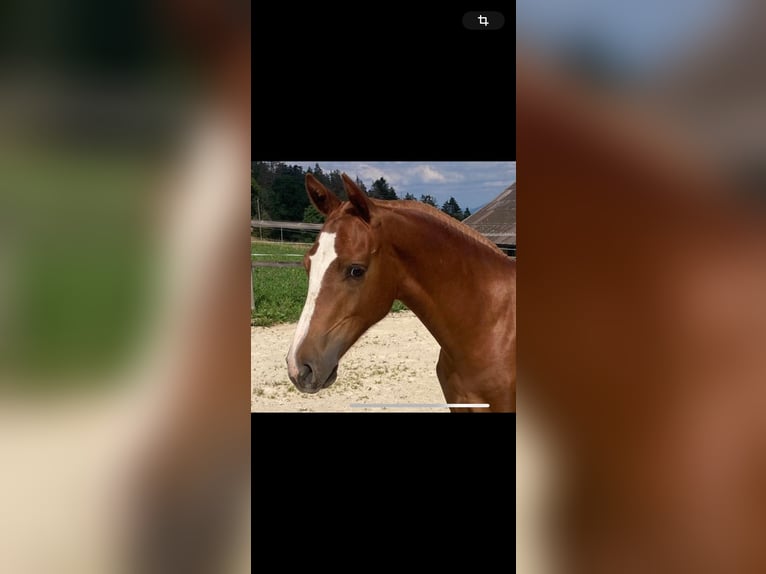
[289,362,338,393]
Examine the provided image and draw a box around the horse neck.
[381,204,511,355]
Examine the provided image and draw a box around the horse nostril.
[298,364,313,384]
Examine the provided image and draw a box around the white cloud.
[411,165,447,183]
[355,163,387,183]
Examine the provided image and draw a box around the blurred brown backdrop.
[517,1,766,572]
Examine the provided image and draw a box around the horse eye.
[349,265,366,278]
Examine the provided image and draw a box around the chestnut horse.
[286,173,516,412]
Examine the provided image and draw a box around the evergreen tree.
[463,207,472,219]
[252,160,275,191]
[251,177,273,220]
[369,177,398,200]
[271,163,308,220]
[441,196,464,220]
[327,170,347,201]
[403,192,416,200]
[420,194,437,207]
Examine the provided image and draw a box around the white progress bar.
[349,403,490,409]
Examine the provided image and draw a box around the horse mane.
[373,198,508,257]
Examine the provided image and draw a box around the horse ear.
[306,173,341,216]
[341,173,372,223]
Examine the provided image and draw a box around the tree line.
[252,162,472,241]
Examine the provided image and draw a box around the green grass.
[251,239,408,326]
[251,240,310,326]
[252,266,309,326]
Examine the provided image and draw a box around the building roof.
[463,182,516,245]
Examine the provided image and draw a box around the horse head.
[286,173,398,393]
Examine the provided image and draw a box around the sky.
[282,161,516,212]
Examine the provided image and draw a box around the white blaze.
[287,232,338,378]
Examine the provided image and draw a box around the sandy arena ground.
[251,310,450,412]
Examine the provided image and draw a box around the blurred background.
[0,0,250,572]
[517,1,766,572]
[517,0,766,199]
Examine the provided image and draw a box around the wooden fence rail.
[250,220,322,231]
